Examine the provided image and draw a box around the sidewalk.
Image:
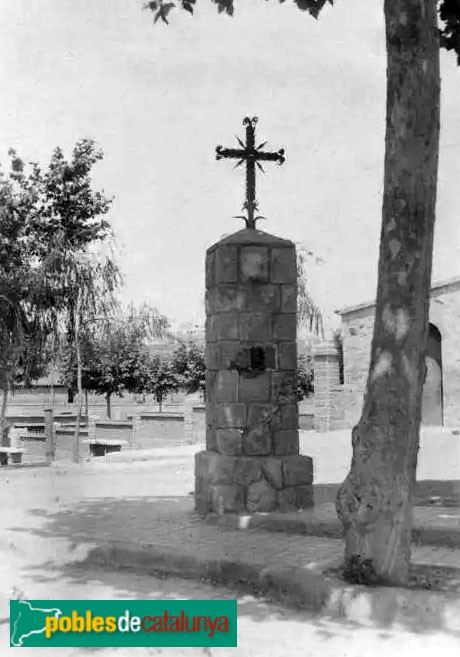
[2,456,460,635]
[208,502,460,548]
[50,495,460,632]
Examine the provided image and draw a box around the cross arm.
[254,149,285,164]
[216,146,247,160]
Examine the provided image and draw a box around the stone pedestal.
[195,228,314,515]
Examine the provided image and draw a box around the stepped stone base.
[195,450,313,515]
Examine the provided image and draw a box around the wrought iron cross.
[216,116,285,230]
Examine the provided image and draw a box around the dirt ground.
[1,448,459,656]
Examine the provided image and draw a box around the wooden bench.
[0,447,25,465]
[82,439,128,457]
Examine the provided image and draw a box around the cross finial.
[216,116,285,230]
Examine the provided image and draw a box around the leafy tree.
[1,140,120,459]
[296,353,314,401]
[0,172,56,446]
[171,342,206,398]
[145,0,460,584]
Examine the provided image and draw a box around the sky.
[0,0,459,331]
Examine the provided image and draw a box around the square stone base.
[195,450,313,515]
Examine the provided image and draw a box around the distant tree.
[138,356,178,412]
[171,342,206,398]
[64,302,171,418]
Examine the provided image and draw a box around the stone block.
[243,285,280,312]
[205,288,216,316]
[205,371,217,402]
[272,314,296,341]
[206,424,217,451]
[217,403,246,428]
[215,245,238,284]
[240,246,269,282]
[271,247,296,284]
[272,372,298,404]
[280,285,297,313]
[210,484,245,514]
[278,342,297,370]
[195,451,235,485]
[205,316,214,342]
[273,429,299,456]
[262,457,283,490]
[247,403,272,427]
[281,404,298,429]
[219,342,250,371]
[265,345,277,369]
[213,313,240,341]
[216,428,243,456]
[205,401,217,428]
[195,450,211,478]
[195,475,211,515]
[205,249,216,289]
[244,426,272,456]
[205,343,219,371]
[233,457,263,486]
[247,479,277,513]
[214,285,245,313]
[216,370,239,403]
[239,313,272,342]
[239,372,271,403]
[277,485,314,511]
[282,455,313,487]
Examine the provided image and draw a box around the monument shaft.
[195,229,313,514]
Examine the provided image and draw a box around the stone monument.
[195,117,313,514]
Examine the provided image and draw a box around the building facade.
[314,277,460,430]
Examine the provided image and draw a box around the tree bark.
[336,0,440,585]
[106,393,111,419]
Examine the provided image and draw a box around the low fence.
[4,402,316,465]
[128,413,185,448]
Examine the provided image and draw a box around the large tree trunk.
[336,0,440,586]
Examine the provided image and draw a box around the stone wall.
[196,228,313,514]
[129,413,184,446]
[339,279,460,428]
[313,343,345,432]
[184,395,206,445]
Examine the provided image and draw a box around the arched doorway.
[422,323,443,426]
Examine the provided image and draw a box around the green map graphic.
[10,600,62,647]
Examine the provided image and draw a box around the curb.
[206,513,460,549]
[81,540,460,633]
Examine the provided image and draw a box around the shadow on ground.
[8,496,460,638]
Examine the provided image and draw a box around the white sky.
[0,0,459,330]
